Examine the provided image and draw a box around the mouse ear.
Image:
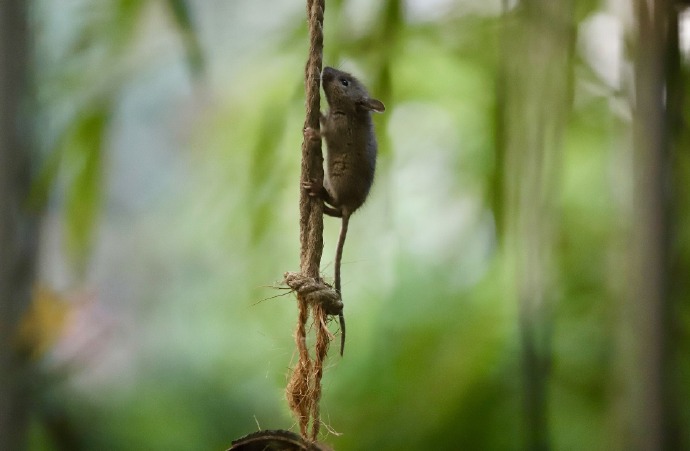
[362,98,385,113]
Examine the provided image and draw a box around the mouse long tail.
[335,213,350,356]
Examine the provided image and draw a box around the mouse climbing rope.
[283,0,342,442]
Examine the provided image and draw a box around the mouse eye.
[340,79,349,87]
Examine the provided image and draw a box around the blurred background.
[1,0,689,449]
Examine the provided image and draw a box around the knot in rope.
[284,272,343,316]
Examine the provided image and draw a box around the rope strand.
[285,0,333,443]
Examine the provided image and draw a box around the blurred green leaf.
[62,106,109,268]
[247,100,289,244]
[27,144,65,211]
[574,0,603,22]
[166,0,205,75]
[113,0,146,40]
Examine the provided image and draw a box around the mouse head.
[322,67,385,114]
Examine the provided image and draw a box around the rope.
[284,0,339,443]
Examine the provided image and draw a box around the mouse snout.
[322,67,336,82]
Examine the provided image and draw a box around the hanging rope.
[284,0,340,442]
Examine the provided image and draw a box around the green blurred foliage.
[22,0,690,450]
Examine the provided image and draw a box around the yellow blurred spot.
[15,285,72,359]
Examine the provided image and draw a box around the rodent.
[303,66,385,356]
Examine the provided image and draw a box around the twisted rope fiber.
[285,0,339,443]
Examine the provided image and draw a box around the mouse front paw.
[303,127,322,142]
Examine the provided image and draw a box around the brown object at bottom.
[228,430,333,451]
